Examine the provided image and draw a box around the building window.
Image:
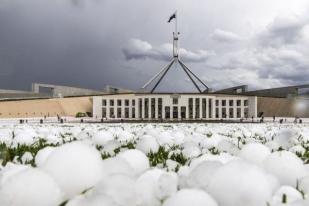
[222,100,226,107]
[229,100,233,107]
[144,98,149,118]
[237,100,241,106]
[237,108,241,118]
[173,106,178,119]
[110,100,114,106]
[244,100,248,106]
[222,108,226,118]
[195,98,200,118]
[158,98,162,118]
[216,108,219,118]
[117,100,122,106]
[244,108,249,118]
[132,100,135,106]
[215,100,219,106]
[102,108,106,118]
[229,108,233,118]
[189,98,193,119]
[125,100,129,106]
[202,98,206,118]
[125,108,129,118]
[132,108,135,118]
[165,106,170,119]
[173,98,178,104]
[138,98,142,118]
[209,99,212,118]
[110,108,114,118]
[102,99,107,106]
[181,106,186,119]
[117,108,121,118]
[151,98,156,118]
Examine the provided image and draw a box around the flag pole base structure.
[140,11,209,93]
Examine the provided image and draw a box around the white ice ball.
[263,151,307,187]
[0,168,63,206]
[42,142,103,199]
[162,189,218,206]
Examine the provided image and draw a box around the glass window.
[102,100,107,106]
[237,100,241,106]
[222,100,226,106]
[117,100,122,106]
[244,100,248,106]
[229,100,233,106]
[110,100,114,106]
[125,100,129,106]
[132,99,135,106]
[173,98,178,104]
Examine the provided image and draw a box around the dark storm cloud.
[0,0,308,92]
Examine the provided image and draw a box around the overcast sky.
[0,0,309,92]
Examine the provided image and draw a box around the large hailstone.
[42,142,103,199]
[136,135,160,154]
[185,160,223,190]
[93,174,137,206]
[117,149,149,176]
[162,189,218,206]
[66,193,119,206]
[101,157,134,178]
[35,146,56,167]
[208,159,278,206]
[135,168,178,206]
[263,151,307,187]
[0,168,63,206]
[238,143,270,165]
[92,130,114,146]
[274,128,298,149]
[269,186,303,205]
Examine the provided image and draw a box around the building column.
[121,100,125,118]
[233,99,237,119]
[226,99,230,119]
[240,99,245,118]
[193,98,196,119]
[148,98,151,119]
[199,98,202,119]
[154,98,158,119]
[106,99,110,119]
[218,99,222,119]
[212,98,216,119]
[141,98,145,119]
[206,97,209,119]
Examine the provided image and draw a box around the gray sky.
[0,0,309,92]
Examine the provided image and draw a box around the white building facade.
[93,93,257,120]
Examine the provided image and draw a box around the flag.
[168,12,176,23]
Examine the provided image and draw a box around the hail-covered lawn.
[0,123,309,206]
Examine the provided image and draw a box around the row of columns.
[102,97,247,119]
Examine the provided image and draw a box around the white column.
[233,99,237,119]
[106,99,110,119]
[212,98,216,119]
[226,99,230,119]
[121,100,125,118]
[155,98,158,119]
[141,98,145,119]
[147,98,150,119]
[199,98,202,119]
[206,98,209,119]
[193,98,196,119]
[241,99,245,118]
[218,99,222,119]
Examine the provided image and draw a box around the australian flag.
[168,12,176,23]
